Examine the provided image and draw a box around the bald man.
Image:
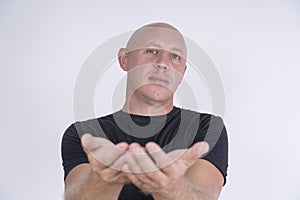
[62,22,228,200]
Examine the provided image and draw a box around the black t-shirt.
[61,106,228,200]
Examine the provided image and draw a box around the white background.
[1,0,300,199]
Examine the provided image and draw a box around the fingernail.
[81,134,93,151]
[147,143,159,152]
[199,143,209,156]
[117,143,127,151]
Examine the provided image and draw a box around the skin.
[65,23,224,200]
[119,23,187,116]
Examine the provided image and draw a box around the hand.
[121,141,209,194]
[81,134,130,185]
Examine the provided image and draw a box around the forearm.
[64,169,123,200]
[152,177,219,200]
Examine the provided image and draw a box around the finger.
[100,167,130,184]
[123,163,164,192]
[167,149,186,163]
[89,141,130,184]
[145,142,187,179]
[180,142,209,165]
[125,145,165,188]
[146,142,208,178]
[81,134,114,153]
[165,142,210,168]
[124,163,171,192]
[130,144,159,173]
[145,142,173,169]
[81,133,102,153]
[106,142,130,171]
[129,142,140,148]
[123,164,145,188]
[128,145,170,188]
[81,134,128,167]
[165,142,209,177]
[112,173,130,184]
[110,150,130,171]
[115,142,129,151]
[125,144,145,173]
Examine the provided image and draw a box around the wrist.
[78,170,123,200]
[152,177,190,200]
[90,170,124,192]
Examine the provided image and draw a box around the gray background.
[1,0,300,199]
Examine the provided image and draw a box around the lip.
[148,76,169,85]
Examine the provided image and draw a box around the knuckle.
[170,173,179,180]
[99,171,111,182]
[159,180,169,188]
[91,166,101,175]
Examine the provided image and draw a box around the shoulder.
[65,113,116,138]
[177,107,225,126]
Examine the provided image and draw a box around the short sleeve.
[61,124,89,180]
[197,114,229,185]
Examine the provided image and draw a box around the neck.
[122,92,174,116]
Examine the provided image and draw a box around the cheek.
[170,67,185,80]
[127,53,150,68]
[173,63,186,73]
[127,65,152,88]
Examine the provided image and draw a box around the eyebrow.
[145,42,184,56]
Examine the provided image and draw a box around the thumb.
[181,142,209,162]
[81,133,109,153]
[195,141,209,158]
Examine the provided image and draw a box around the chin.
[142,84,173,102]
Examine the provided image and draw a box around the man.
[62,22,228,200]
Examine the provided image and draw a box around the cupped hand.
[122,141,209,193]
[81,134,130,184]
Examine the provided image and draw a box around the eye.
[171,53,181,60]
[146,49,158,54]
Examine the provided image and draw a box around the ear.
[118,48,128,71]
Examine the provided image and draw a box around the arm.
[65,164,121,200]
[152,159,224,200]
[64,134,130,200]
[122,142,224,200]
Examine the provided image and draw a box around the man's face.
[124,27,187,103]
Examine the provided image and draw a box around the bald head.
[126,22,187,58]
[141,22,180,32]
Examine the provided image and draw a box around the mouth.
[148,76,169,85]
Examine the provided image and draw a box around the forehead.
[127,27,187,57]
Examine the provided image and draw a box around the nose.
[155,52,170,71]
[156,63,168,70]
